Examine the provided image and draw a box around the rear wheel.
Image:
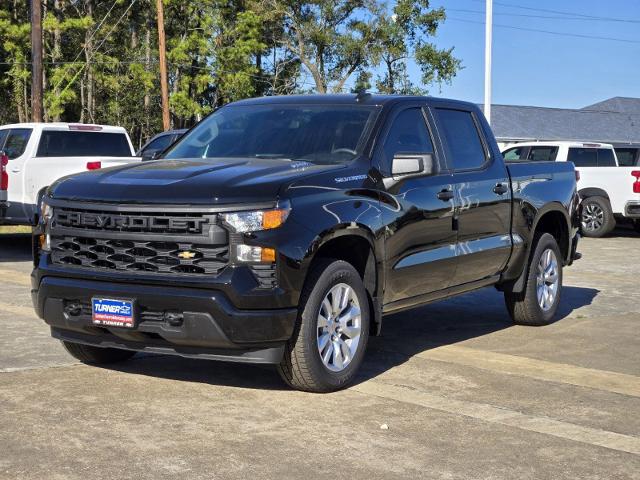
[581,196,615,238]
[633,220,640,234]
[62,341,136,364]
[278,259,370,392]
[505,233,563,326]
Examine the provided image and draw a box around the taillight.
[632,170,640,194]
[0,152,8,191]
[575,170,580,182]
[86,161,102,170]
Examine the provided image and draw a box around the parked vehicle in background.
[33,95,580,392]
[503,141,640,236]
[0,123,140,226]
[614,147,640,167]
[137,129,187,160]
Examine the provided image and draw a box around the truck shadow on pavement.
[0,234,32,263]
[104,285,599,391]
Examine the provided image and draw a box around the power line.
[52,0,121,92]
[469,0,640,24]
[58,0,140,98]
[447,17,640,45]
[447,8,638,23]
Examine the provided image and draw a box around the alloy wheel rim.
[316,283,362,372]
[582,204,604,232]
[536,248,559,312]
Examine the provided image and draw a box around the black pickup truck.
[33,94,580,392]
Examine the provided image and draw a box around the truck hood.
[50,158,345,205]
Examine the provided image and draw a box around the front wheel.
[278,259,370,392]
[505,233,563,326]
[62,341,137,364]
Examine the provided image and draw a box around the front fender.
[245,189,384,306]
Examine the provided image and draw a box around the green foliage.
[0,0,460,145]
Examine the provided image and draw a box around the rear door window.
[528,146,558,162]
[596,149,617,167]
[567,148,597,167]
[502,146,526,162]
[435,108,488,170]
[36,131,132,157]
[614,148,639,167]
[3,129,32,159]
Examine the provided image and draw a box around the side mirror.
[391,153,434,178]
[141,149,162,161]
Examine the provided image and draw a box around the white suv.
[0,123,140,225]
[503,141,640,237]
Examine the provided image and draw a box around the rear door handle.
[493,183,508,195]
[437,189,454,201]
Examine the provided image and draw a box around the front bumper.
[33,275,298,364]
[624,201,640,218]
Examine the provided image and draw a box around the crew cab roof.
[230,94,479,110]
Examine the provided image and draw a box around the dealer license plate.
[91,298,135,328]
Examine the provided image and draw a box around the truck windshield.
[165,104,379,164]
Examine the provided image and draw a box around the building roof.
[582,97,640,114]
[488,101,640,146]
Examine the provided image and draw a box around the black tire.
[504,233,563,326]
[581,196,615,238]
[62,341,136,364]
[278,259,370,393]
[633,221,640,234]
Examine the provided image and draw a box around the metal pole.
[484,0,493,124]
[31,0,43,122]
[156,0,170,131]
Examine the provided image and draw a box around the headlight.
[40,200,53,225]
[38,199,52,252]
[223,203,290,233]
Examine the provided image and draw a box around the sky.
[411,0,640,109]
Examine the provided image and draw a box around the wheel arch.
[504,206,571,295]
[578,187,609,200]
[306,227,383,335]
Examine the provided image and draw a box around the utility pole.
[484,0,493,124]
[31,0,43,122]
[156,0,170,131]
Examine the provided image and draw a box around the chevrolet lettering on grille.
[55,211,209,234]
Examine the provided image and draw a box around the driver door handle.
[493,183,508,195]
[437,188,454,201]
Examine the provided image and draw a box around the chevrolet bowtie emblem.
[177,250,197,260]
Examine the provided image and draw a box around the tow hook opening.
[164,311,184,327]
[63,301,82,317]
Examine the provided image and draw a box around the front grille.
[49,203,229,276]
[51,237,228,275]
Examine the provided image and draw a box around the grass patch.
[0,225,31,234]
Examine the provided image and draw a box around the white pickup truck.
[502,141,640,237]
[0,123,141,225]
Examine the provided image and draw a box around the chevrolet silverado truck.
[0,123,139,225]
[502,141,640,236]
[32,95,580,392]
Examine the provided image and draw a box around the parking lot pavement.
[1,231,639,480]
